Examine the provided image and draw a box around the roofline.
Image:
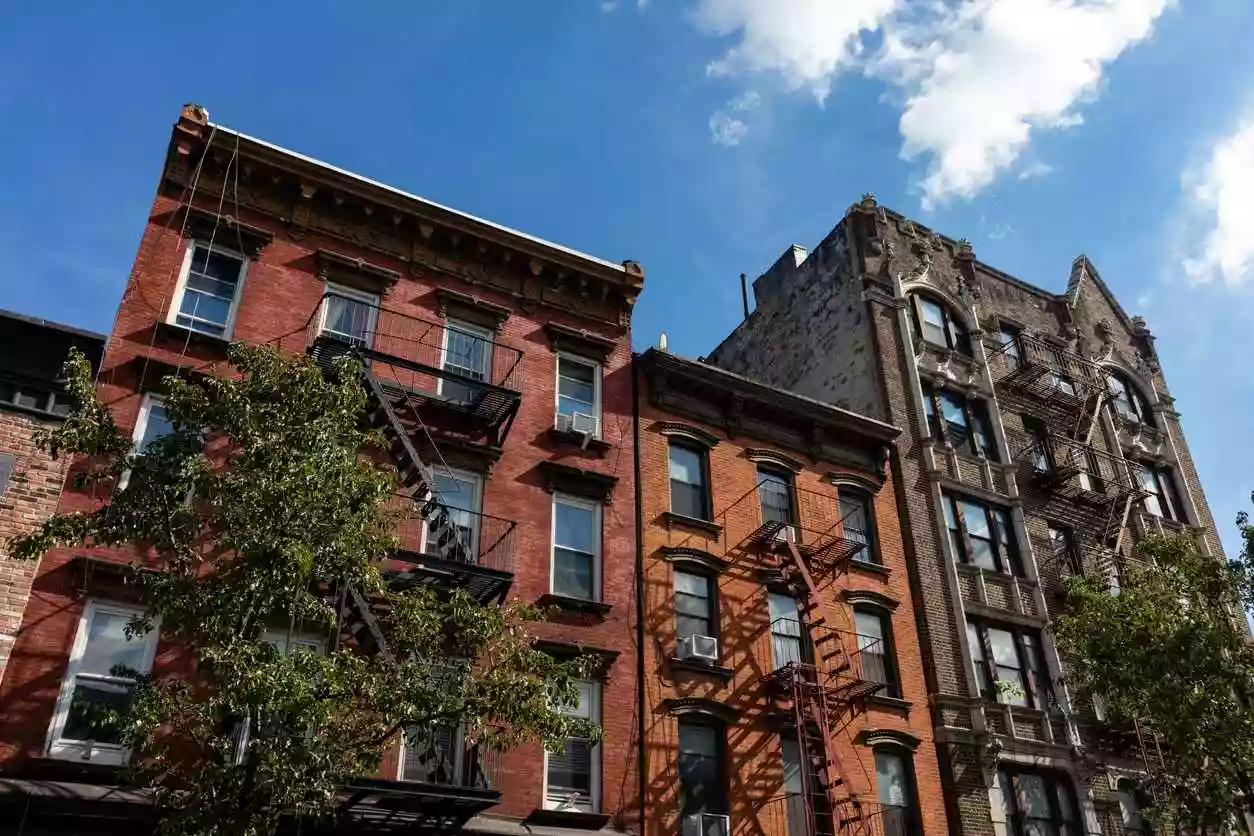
[206,122,632,279]
[639,348,901,444]
[0,309,107,343]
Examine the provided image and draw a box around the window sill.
[155,320,232,350]
[661,512,723,537]
[867,694,912,713]
[547,426,612,456]
[669,657,735,682]
[536,593,612,619]
[849,559,890,578]
[46,740,130,767]
[525,808,612,831]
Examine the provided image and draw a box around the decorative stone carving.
[901,246,932,286]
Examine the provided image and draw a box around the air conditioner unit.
[554,413,574,433]
[570,411,598,435]
[679,634,719,663]
[773,524,797,545]
[682,813,730,836]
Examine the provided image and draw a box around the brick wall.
[0,409,70,683]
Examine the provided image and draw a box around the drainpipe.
[631,352,648,834]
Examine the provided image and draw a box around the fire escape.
[988,332,1146,583]
[740,483,890,836]
[304,292,524,832]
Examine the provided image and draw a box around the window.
[440,319,493,404]
[1046,370,1077,397]
[401,724,465,786]
[669,443,711,521]
[0,452,14,496]
[1108,371,1152,425]
[780,734,810,836]
[999,324,1022,368]
[0,381,73,415]
[757,466,795,528]
[319,284,378,348]
[1047,524,1080,574]
[909,294,972,355]
[678,720,728,820]
[1118,784,1147,835]
[1138,463,1185,522]
[170,242,247,338]
[967,621,1049,707]
[48,601,159,764]
[854,606,899,698]
[551,494,600,601]
[876,749,922,836]
[262,628,325,655]
[119,394,176,491]
[923,387,998,461]
[999,768,1079,836]
[675,570,716,642]
[944,495,1020,575]
[545,680,601,811]
[556,354,602,435]
[423,469,482,563]
[839,490,877,564]
[769,592,804,669]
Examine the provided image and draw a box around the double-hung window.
[999,325,1022,368]
[423,469,482,564]
[675,570,716,642]
[48,601,159,764]
[440,318,493,404]
[756,466,795,530]
[1047,524,1080,575]
[678,720,728,825]
[669,443,711,521]
[923,387,997,461]
[768,592,804,670]
[119,394,177,491]
[556,354,601,436]
[839,490,877,564]
[967,620,1048,707]
[1117,784,1148,835]
[1138,462,1184,522]
[876,749,922,836]
[545,680,601,812]
[170,242,247,338]
[854,606,899,698]
[944,495,1020,575]
[910,294,972,355]
[999,768,1080,836]
[551,494,601,601]
[319,284,378,349]
[1108,372,1152,425]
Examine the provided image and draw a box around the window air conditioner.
[773,524,797,545]
[554,413,574,433]
[679,634,719,663]
[683,813,731,836]
[570,411,598,435]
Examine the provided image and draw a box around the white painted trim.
[420,467,483,557]
[395,724,466,783]
[118,393,166,491]
[45,600,160,765]
[549,493,602,602]
[166,239,249,340]
[541,679,602,812]
[438,318,494,398]
[318,282,379,348]
[554,352,603,438]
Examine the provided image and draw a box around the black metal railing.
[399,725,502,792]
[392,501,517,575]
[305,292,524,392]
[755,795,911,836]
[1020,436,1144,505]
[988,332,1103,405]
[763,619,886,705]
[727,480,867,569]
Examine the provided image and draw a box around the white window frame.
[395,723,467,784]
[554,352,603,437]
[167,239,249,340]
[420,467,484,558]
[438,318,494,396]
[46,600,160,765]
[118,393,169,491]
[542,679,602,812]
[317,282,379,349]
[262,627,326,655]
[549,493,602,602]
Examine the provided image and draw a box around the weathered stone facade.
[709,195,1223,836]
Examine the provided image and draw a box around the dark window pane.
[840,493,875,562]
[0,453,13,495]
[678,722,724,815]
[757,468,793,525]
[669,445,710,520]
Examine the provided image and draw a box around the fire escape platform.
[338,777,502,834]
[384,550,514,605]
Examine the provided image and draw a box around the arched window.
[908,293,972,355]
[1107,370,1153,425]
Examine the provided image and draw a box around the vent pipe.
[740,273,750,320]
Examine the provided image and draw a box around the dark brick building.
[635,348,948,836]
[0,311,105,685]
[708,195,1223,836]
[0,105,642,835]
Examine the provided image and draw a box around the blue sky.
[3,0,1254,554]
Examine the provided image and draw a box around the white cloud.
[1018,161,1056,181]
[1182,117,1254,286]
[709,112,749,146]
[690,0,1172,207]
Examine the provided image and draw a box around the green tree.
[11,344,600,836]
[1054,531,1254,829]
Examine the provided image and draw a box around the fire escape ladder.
[776,540,874,836]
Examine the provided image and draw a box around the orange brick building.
[635,348,948,836]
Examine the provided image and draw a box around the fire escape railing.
[1018,436,1144,506]
[726,480,868,570]
[988,333,1104,411]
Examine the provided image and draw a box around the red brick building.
[635,348,948,836]
[0,311,104,685]
[0,105,642,835]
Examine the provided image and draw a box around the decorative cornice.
[659,546,729,574]
[853,728,922,751]
[839,589,900,612]
[533,639,619,675]
[543,322,617,362]
[661,696,740,725]
[536,460,618,503]
[653,420,721,449]
[435,287,510,331]
[825,471,884,494]
[315,248,401,294]
[745,447,805,473]
[180,206,272,257]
